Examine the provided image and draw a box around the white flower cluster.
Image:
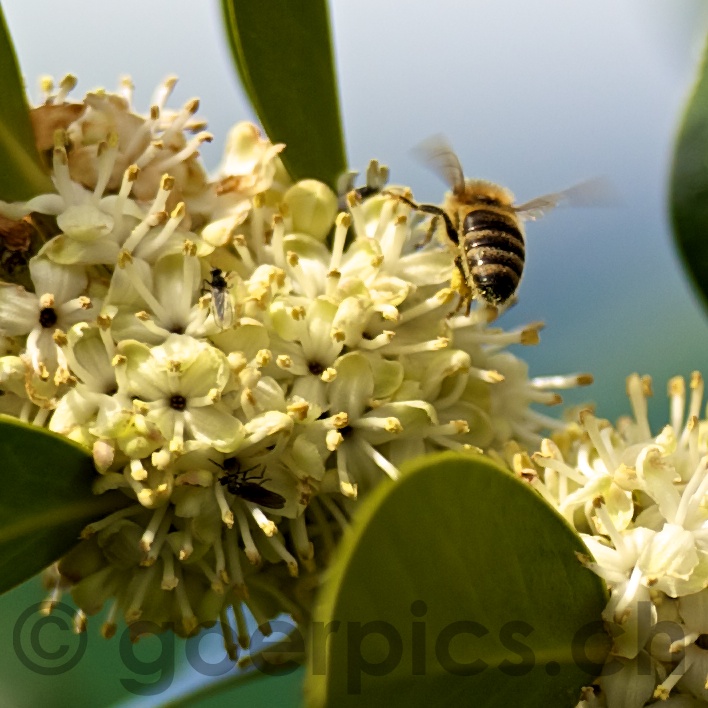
[0,77,589,649]
[518,373,708,706]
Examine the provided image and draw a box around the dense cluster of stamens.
[515,373,708,706]
[0,77,590,652]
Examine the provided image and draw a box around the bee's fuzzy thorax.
[454,179,515,207]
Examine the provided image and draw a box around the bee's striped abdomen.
[462,208,525,305]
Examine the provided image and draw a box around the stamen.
[286,251,317,300]
[93,133,119,201]
[653,656,690,699]
[196,559,224,594]
[580,410,619,475]
[398,290,455,324]
[135,312,170,338]
[32,408,50,427]
[382,213,408,262]
[118,75,134,105]
[667,375,686,437]
[250,194,267,264]
[151,76,178,113]
[178,526,193,561]
[140,504,170,552]
[214,483,235,528]
[289,516,314,567]
[121,210,165,254]
[130,458,148,481]
[353,416,402,434]
[593,500,627,555]
[81,505,142,538]
[39,76,54,103]
[329,213,350,272]
[233,234,256,271]
[214,535,228,584]
[347,196,369,240]
[370,195,396,247]
[123,109,156,161]
[231,602,251,649]
[383,337,449,355]
[263,534,299,577]
[358,331,395,349]
[533,451,586,486]
[317,494,349,531]
[532,373,593,389]
[137,202,186,260]
[161,549,178,590]
[123,263,170,320]
[246,504,277,537]
[336,446,357,498]
[161,97,201,142]
[170,415,185,454]
[101,602,119,639]
[271,214,285,270]
[125,565,157,622]
[224,528,247,598]
[233,505,260,564]
[55,74,77,103]
[675,456,708,526]
[179,254,197,317]
[680,372,704,447]
[307,498,336,555]
[359,438,400,480]
[74,609,87,634]
[52,140,74,205]
[154,132,213,171]
[469,366,504,384]
[135,140,163,169]
[173,565,198,634]
[220,609,239,661]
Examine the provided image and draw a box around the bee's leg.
[423,215,439,245]
[450,256,474,316]
[353,185,380,200]
[344,185,381,209]
[386,192,459,246]
[420,206,457,247]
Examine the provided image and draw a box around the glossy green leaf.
[221,0,346,190]
[0,415,128,593]
[0,7,53,200]
[306,452,609,708]
[671,31,708,310]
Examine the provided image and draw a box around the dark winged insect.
[203,267,234,329]
[212,457,286,509]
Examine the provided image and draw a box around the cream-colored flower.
[0,78,591,656]
[0,257,92,377]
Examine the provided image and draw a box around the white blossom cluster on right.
[518,373,708,706]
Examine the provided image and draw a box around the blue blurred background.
[1,1,708,705]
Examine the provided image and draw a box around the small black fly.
[212,457,286,510]
[203,268,234,329]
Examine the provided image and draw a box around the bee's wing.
[413,135,466,194]
[515,177,617,221]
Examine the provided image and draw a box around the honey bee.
[392,137,606,314]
